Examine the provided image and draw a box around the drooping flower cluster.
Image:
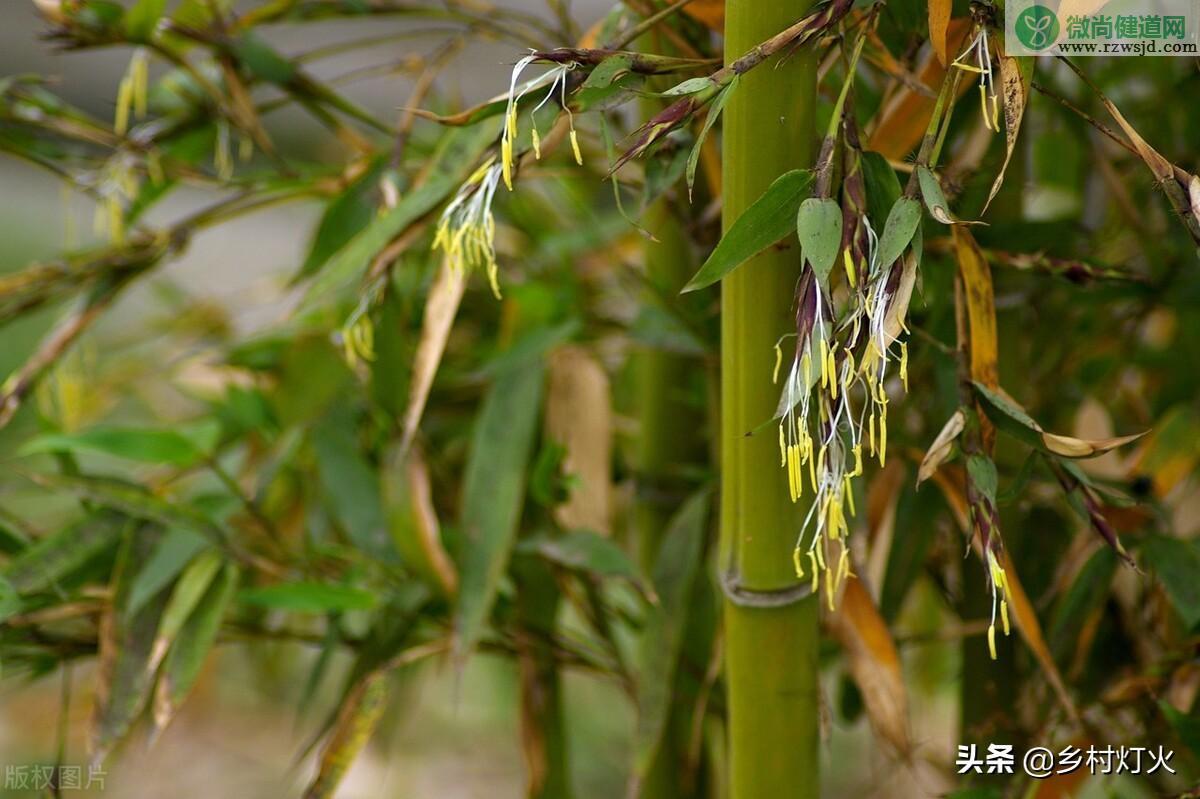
[778,216,913,609]
[432,158,505,298]
[499,53,583,191]
[953,27,1000,132]
[430,52,583,304]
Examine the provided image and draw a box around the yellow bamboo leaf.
[682,0,725,31]
[828,579,912,754]
[928,0,951,66]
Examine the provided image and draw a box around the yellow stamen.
[569,129,583,166]
[793,547,805,578]
[988,623,998,660]
[1001,599,1010,636]
[531,127,541,159]
[900,341,909,392]
[773,343,783,384]
[843,247,857,288]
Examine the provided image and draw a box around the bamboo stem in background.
[634,36,706,797]
[719,0,820,796]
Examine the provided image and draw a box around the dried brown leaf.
[982,53,1031,213]
[918,409,965,484]
[399,259,465,454]
[828,579,911,754]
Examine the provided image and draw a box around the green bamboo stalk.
[719,1,820,797]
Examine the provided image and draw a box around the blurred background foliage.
[0,0,1197,797]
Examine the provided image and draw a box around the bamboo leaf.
[1143,536,1200,631]
[796,197,843,287]
[918,408,964,484]
[928,0,951,66]
[916,165,965,225]
[874,197,921,272]
[154,562,238,732]
[860,151,902,229]
[1160,701,1200,759]
[953,226,1000,443]
[682,169,813,292]
[92,527,167,762]
[1048,547,1116,664]
[0,576,20,624]
[517,530,645,592]
[382,444,458,598]
[982,54,1033,213]
[686,78,737,198]
[399,261,465,454]
[127,527,210,616]
[146,550,223,674]
[973,383,1147,458]
[21,426,204,466]
[124,0,166,40]
[631,490,709,784]
[28,473,228,550]
[239,582,377,614]
[454,358,545,660]
[828,579,911,754]
[311,404,388,555]
[4,512,125,594]
[303,671,390,799]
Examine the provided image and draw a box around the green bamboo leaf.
[1048,547,1116,663]
[1143,535,1200,630]
[29,473,228,550]
[21,426,203,466]
[631,490,710,782]
[454,358,545,660]
[874,197,922,272]
[296,157,386,281]
[239,582,377,614]
[4,512,125,594]
[517,530,645,591]
[310,404,388,556]
[686,77,737,198]
[127,527,210,616]
[92,527,168,762]
[861,151,902,229]
[796,197,843,287]
[303,671,390,799]
[230,33,296,85]
[682,169,813,292]
[0,576,20,624]
[124,0,166,39]
[966,454,998,504]
[1160,701,1200,759]
[915,165,959,224]
[154,562,238,732]
[148,550,224,673]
